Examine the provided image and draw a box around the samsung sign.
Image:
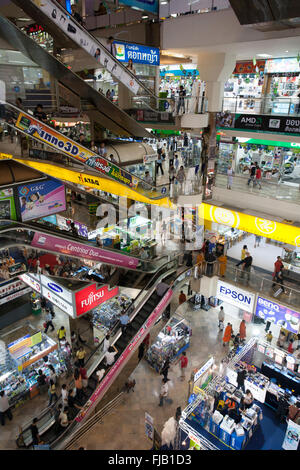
[47,282,63,294]
[216,280,256,313]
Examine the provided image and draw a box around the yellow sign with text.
[14,158,175,209]
[199,203,300,247]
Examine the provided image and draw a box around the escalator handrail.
[0,102,156,191]
[35,0,156,99]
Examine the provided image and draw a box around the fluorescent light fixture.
[285,50,289,53]
[257,54,272,58]
[142,15,148,19]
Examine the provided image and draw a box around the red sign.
[233,60,265,75]
[75,284,119,316]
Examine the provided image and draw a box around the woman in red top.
[255,165,262,189]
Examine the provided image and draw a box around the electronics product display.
[226,361,270,403]
[92,294,132,332]
[146,315,191,371]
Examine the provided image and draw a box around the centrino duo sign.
[216,280,256,313]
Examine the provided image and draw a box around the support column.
[118,83,133,110]
[196,52,236,199]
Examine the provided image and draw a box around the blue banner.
[119,0,158,14]
[255,296,300,333]
[114,41,159,66]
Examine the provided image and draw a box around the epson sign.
[217,280,255,313]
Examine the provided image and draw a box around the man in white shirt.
[61,384,68,406]
[96,368,106,382]
[59,407,69,428]
[105,346,118,366]
[103,334,110,353]
[218,306,225,329]
[158,378,169,407]
[0,391,12,425]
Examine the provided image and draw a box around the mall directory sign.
[216,113,300,136]
[255,296,300,334]
[15,112,139,190]
[29,0,140,94]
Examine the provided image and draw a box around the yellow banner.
[199,203,300,247]
[14,158,175,209]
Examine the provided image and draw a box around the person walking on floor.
[179,351,188,381]
[30,418,42,446]
[239,319,247,343]
[255,164,262,189]
[76,346,86,368]
[272,256,283,287]
[218,253,227,277]
[223,323,232,347]
[57,326,66,344]
[44,309,55,334]
[247,162,256,186]
[218,306,225,330]
[158,378,169,406]
[227,166,234,189]
[156,154,164,176]
[179,290,186,305]
[237,367,247,393]
[160,357,170,381]
[48,379,58,407]
[119,309,130,335]
[236,252,253,283]
[241,245,248,261]
[0,390,12,426]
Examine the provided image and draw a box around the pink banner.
[75,288,173,423]
[31,232,139,269]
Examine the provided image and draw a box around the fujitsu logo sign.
[81,289,105,308]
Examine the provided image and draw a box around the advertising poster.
[216,280,256,313]
[114,41,159,66]
[255,296,300,333]
[282,420,300,450]
[31,231,140,269]
[0,188,16,223]
[216,112,300,136]
[18,177,66,222]
[15,112,138,189]
[119,0,158,14]
[75,284,119,317]
[31,0,140,94]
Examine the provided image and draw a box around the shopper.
[223,323,233,347]
[79,366,89,391]
[67,390,83,418]
[174,154,179,171]
[254,235,261,248]
[119,310,130,335]
[44,309,55,334]
[266,330,273,343]
[105,345,118,367]
[0,390,12,426]
[48,365,57,384]
[48,379,58,406]
[239,320,247,342]
[140,247,149,269]
[96,366,106,382]
[227,166,234,189]
[160,357,170,381]
[103,334,110,353]
[243,390,254,409]
[276,267,285,293]
[237,252,253,283]
[57,326,66,344]
[272,256,283,287]
[71,4,83,24]
[237,367,247,392]
[74,368,84,401]
[61,384,68,407]
[143,170,153,188]
[241,245,247,261]
[218,253,227,277]
[288,339,295,354]
[156,154,164,176]
[176,166,186,192]
[30,418,41,446]
[169,163,176,184]
[179,351,188,381]
[37,369,47,393]
[247,162,256,186]
[33,104,47,123]
[177,85,186,114]
[126,58,136,75]
[158,378,169,407]
[59,406,69,430]
[218,306,225,329]
[255,164,262,189]
[76,346,86,368]
[179,290,186,305]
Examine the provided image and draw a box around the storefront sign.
[282,420,300,450]
[41,285,74,317]
[216,280,256,313]
[31,231,140,268]
[114,41,159,66]
[0,279,26,298]
[0,287,31,305]
[75,288,173,423]
[19,273,41,293]
[15,112,139,189]
[194,357,214,383]
[199,203,300,247]
[40,274,73,304]
[119,0,158,13]
[75,284,119,317]
[18,177,66,222]
[30,0,140,94]
[233,60,265,75]
[265,58,300,74]
[216,113,300,136]
[255,296,300,333]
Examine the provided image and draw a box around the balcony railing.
[222,95,300,116]
[160,0,230,19]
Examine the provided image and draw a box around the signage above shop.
[114,41,159,66]
[233,60,265,75]
[40,274,73,304]
[216,113,300,136]
[264,58,300,74]
[216,280,256,313]
[75,284,119,317]
[255,296,300,334]
[199,202,300,247]
[194,357,214,383]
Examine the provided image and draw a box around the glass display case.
[146,314,191,372]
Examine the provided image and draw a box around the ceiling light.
[285,50,289,53]
[257,54,272,58]
[142,15,148,19]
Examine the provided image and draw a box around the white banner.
[0,287,32,305]
[282,419,300,450]
[0,279,27,298]
[19,273,41,293]
[41,285,74,317]
[31,0,140,95]
[40,274,73,304]
[216,280,256,313]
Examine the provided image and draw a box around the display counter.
[0,330,66,407]
[226,363,270,403]
[92,293,132,345]
[146,314,191,372]
[261,361,300,396]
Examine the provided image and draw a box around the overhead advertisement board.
[114,41,159,66]
[216,113,300,136]
[255,296,300,334]
[119,0,158,13]
[216,280,256,313]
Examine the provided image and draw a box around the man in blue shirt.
[120,311,130,335]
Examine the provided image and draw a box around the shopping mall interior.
[0,0,299,456]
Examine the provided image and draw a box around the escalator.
[0,102,172,204]
[11,0,156,101]
[0,15,151,138]
[16,255,193,449]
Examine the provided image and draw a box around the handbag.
[43,322,47,328]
